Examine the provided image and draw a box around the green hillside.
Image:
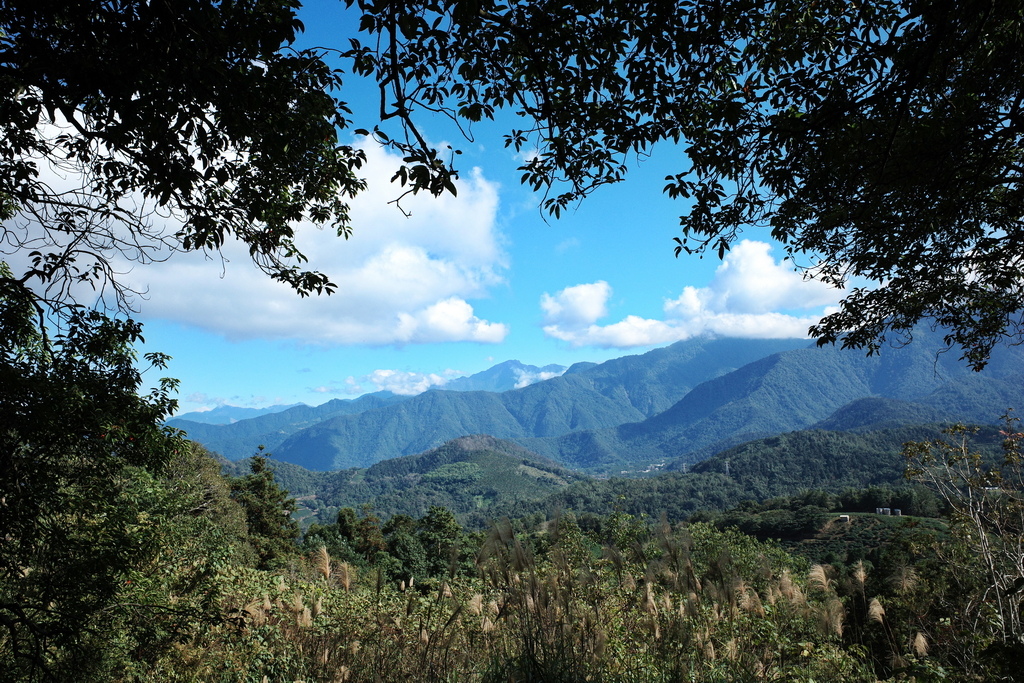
[807,397,952,432]
[249,435,585,527]
[492,422,1006,523]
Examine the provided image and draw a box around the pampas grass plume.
[868,597,885,624]
[808,564,832,592]
[338,562,354,592]
[853,560,867,589]
[315,545,331,582]
[913,631,929,657]
[468,593,483,616]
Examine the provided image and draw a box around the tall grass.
[127,521,886,682]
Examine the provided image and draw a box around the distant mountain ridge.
[167,392,409,460]
[519,331,1024,471]
[171,403,304,425]
[435,360,567,392]
[169,360,571,460]
[176,331,1024,474]
[270,337,811,469]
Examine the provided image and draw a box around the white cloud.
[542,240,844,348]
[541,281,611,326]
[341,368,466,396]
[513,148,541,165]
[184,392,226,407]
[665,240,839,316]
[554,237,581,253]
[176,391,284,412]
[4,120,508,348]
[120,143,509,345]
[318,362,564,396]
[513,368,565,389]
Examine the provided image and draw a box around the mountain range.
[434,360,567,392]
[175,331,1024,474]
[166,360,569,460]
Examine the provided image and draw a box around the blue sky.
[130,0,846,413]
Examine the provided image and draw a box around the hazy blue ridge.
[167,391,408,460]
[433,360,568,393]
[170,403,304,425]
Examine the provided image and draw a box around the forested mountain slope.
[492,422,1005,524]
[518,331,1024,472]
[237,435,584,527]
[167,360,569,460]
[269,337,809,469]
[179,331,1022,473]
[167,392,408,460]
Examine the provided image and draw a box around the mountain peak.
[437,360,567,393]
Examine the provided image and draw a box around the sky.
[125,0,846,414]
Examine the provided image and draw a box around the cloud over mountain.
[340,368,463,396]
[542,240,843,347]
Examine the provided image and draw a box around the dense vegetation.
[5,0,1024,680]
[7,430,1023,681]
[252,435,586,529]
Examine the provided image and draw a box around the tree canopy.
[5,0,1022,363]
[0,262,186,675]
[346,0,1024,369]
[0,0,367,316]
[0,1,364,674]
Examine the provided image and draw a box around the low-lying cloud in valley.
[513,367,565,388]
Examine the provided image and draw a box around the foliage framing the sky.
[346,0,1024,369]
